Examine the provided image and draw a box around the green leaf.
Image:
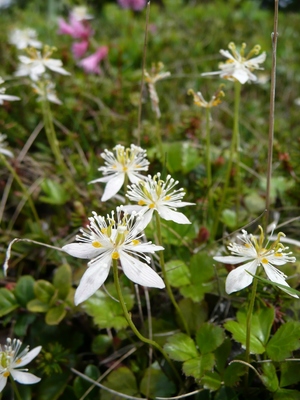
[73,365,100,399]
[180,252,215,302]
[196,323,225,355]
[223,361,246,387]
[0,288,19,316]
[37,372,70,400]
[83,283,134,329]
[249,273,300,297]
[261,362,279,392]
[27,299,49,313]
[182,353,215,379]
[140,362,176,398]
[164,333,198,361]
[280,362,300,387]
[266,321,300,362]
[221,209,237,229]
[274,389,300,400]
[92,335,113,355]
[101,367,139,400]
[178,298,208,334]
[202,371,222,391]
[45,304,67,325]
[34,280,56,304]
[14,314,36,337]
[53,264,72,300]
[14,275,35,307]
[214,338,232,374]
[40,179,70,205]
[162,141,201,173]
[165,260,191,287]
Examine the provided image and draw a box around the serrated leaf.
[266,321,300,361]
[214,338,232,374]
[223,361,246,386]
[182,353,215,379]
[196,323,225,355]
[202,371,222,391]
[165,260,191,287]
[164,333,198,362]
[14,275,35,307]
[34,280,56,303]
[178,298,208,334]
[280,362,300,387]
[101,367,139,400]
[261,362,279,392]
[140,362,176,398]
[83,283,134,329]
[224,320,265,354]
[274,389,300,400]
[45,304,67,325]
[0,288,19,316]
[53,264,72,300]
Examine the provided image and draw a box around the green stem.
[205,107,212,218]
[155,118,164,164]
[233,81,242,224]
[112,259,181,382]
[245,277,258,381]
[211,81,241,240]
[155,212,190,336]
[9,377,22,400]
[0,154,39,224]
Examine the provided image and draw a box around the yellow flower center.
[112,251,120,260]
[261,258,268,264]
[149,203,155,209]
[92,241,102,248]
[3,371,10,377]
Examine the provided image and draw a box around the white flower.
[0,0,12,9]
[15,47,70,81]
[188,87,225,109]
[144,62,170,118]
[202,42,266,84]
[0,77,20,105]
[31,80,62,105]
[0,338,41,392]
[124,173,194,230]
[9,28,42,50]
[71,6,93,20]
[62,207,165,305]
[0,134,13,158]
[214,226,298,297]
[90,144,150,202]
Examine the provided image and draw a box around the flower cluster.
[58,6,108,74]
[214,226,297,297]
[202,42,266,84]
[0,338,41,392]
[63,207,165,305]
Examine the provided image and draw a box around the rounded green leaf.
[92,334,113,355]
[53,264,72,300]
[45,304,67,325]
[34,280,56,303]
[101,367,139,400]
[182,353,215,379]
[27,299,49,313]
[0,288,18,316]
[14,275,35,307]
[140,362,176,398]
[165,260,191,287]
[164,333,198,361]
[196,323,225,354]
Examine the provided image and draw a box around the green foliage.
[266,321,300,362]
[101,367,139,400]
[140,362,176,398]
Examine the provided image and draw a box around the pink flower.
[117,0,147,11]
[72,40,89,59]
[58,15,92,40]
[78,46,108,74]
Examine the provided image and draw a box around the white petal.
[158,207,191,224]
[0,94,20,102]
[101,173,124,201]
[10,370,41,385]
[120,252,165,289]
[129,242,164,254]
[232,68,250,84]
[17,346,42,367]
[264,265,299,298]
[225,260,258,294]
[0,375,7,392]
[213,255,253,265]
[136,209,154,231]
[62,243,102,259]
[122,205,143,213]
[74,256,111,305]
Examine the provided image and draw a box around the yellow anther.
[131,239,140,246]
[16,358,22,364]
[275,252,283,257]
[244,243,251,248]
[112,251,120,260]
[138,200,146,206]
[3,371,10,377]
[164,195,171,201]
[92,241,102,248]
[149,203,155,209]
[101,228,107,234]
[261,258,268,264]
[123,166,128,172]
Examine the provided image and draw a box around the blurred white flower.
[124,173,194,230]
[15,46,70,81]
[188,86,225,109]
[214,226,298,297]
[31,80,62,105]
[0,338,41,392]
[9,28,42,50]
[0,77,20,105]
[71,6,93,20]
[202,42,266,84]
[144,62,170,118]
[62,207,165,305]
[0,0,12,9]
[90,144,150,202]
[0,134,13,158]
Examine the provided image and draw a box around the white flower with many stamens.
[15,46,70,81]
[0,338,41,392]
[0,134,13,158]
[90,144,150,202]
[124,173,194,230]
[62,207,165,305]
[31,80,62,105]
[9,28,42,50]
[214,226,298,297]
[202,42,266,84]
[0,77,20,105]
